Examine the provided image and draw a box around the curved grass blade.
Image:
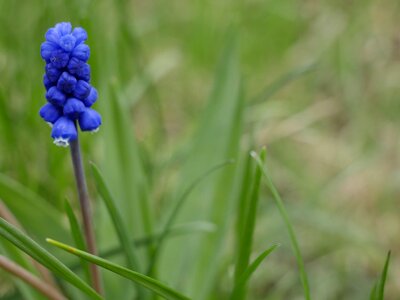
[370,251,391,300]
[249,62,317,106]
[47,239,191,300]
[90,162,145,298]
[251,150,311,300]
[231,244,279,299]
[64,199,91,284]
[147,160,234,275]
[0,218,102,300]
[90,162,141,271]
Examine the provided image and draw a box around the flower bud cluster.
[39,22,101,147]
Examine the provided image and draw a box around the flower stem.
[70,136,102,295]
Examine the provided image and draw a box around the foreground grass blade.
[231,244,279,299]
[47,239,190,300]
[64,199,91,284]
[370,251,391,300]
[0,218,102,300]
[251,151,311,300]
[233,150,265,300]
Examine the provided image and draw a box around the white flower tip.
[47,122,53,128]
[90,127,100,134]
[53,137,70,147]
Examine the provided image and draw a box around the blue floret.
[78,108,102,132]
[51,116,78,147]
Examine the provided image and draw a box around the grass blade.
[233,150,265,300]
[47,239,191,300]
[90,162,144,297]
[90,162,141,271]
[231,244,279,299]
[251,151,311,300]
[166,31,243,298]
[0,218,102,300]
[249,62,317,105]
[235,153,255,250]
[370,251,391,300]
[64,199,91,284]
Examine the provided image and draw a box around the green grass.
[0,0,398,299]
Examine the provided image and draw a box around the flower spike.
[39,22,101,146]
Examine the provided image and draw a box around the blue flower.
[39,103,62,125]
[43,74,53,91]
[57,72,77,94]
[63,98,85,119]
[51,116,78,147]
[46,87,66,106]
[73,80,91,99]
[71,44,90,62]
[40,22,101,146]
[83,87,98,107]
[59,34,76,52]
[67,57,90,81]
[45,63,62,82]
[78,108,102,132]
[71,27,87,44]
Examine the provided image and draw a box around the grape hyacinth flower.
[39,22,103,295]
[39,22,101,147]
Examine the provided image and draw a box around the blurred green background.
[0,0,399,299]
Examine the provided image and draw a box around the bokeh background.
[0,0,399,299]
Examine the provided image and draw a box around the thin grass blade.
[249,62,317,105]
[370,251,391,300]
[251,151,311,300]
[47,239,191,300]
